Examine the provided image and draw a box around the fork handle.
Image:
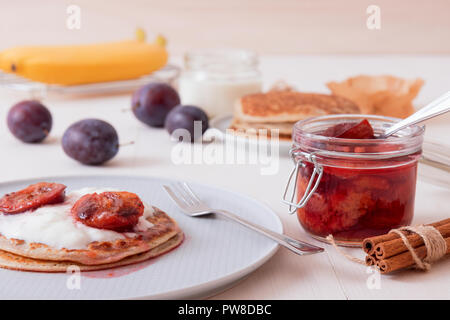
[215,210,324,256]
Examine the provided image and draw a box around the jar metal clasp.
[282,148,323,214]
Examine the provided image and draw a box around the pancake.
[0,232,183,272]
[230,119,295,136]
[229,129,292,141]
[234,91,361,123]
[229,90,360,140]
[0,206,181,266]
[229,120,293,140]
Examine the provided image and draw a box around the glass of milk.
[178,49,262,118]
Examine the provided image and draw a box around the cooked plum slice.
[322,122,355,137]
[0,182,66,214]
[336,119,375,139]
[322,119,375,139]
[72,191,144,231]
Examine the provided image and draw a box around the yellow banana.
[0,39,168,85]
[0,40,141,72]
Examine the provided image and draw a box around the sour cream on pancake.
[0,187,154,249]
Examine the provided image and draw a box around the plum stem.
[119,141,135,147]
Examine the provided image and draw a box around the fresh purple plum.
[7,100,52,143]
[62,119,119,165]
[165,105,209,142]
[132,83,180,127]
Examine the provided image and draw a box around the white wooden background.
[0,55,449,299]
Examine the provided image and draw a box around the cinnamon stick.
[362,218,450,255]
[365,254,376,266]
[377,236,450,274]
[374,222,450,259]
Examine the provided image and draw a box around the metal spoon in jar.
[380,91,450,138]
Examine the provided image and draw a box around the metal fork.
[163,182,324,256]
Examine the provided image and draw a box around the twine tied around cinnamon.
[326,220,450,273]
[326,234,366,265]
[327,224,448,271]
[389,225,448,271]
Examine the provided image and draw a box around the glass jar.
[283,114,424,246]
[178,49,262,118]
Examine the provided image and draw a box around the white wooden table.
[0,55,449,299]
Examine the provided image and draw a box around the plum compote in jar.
[285,115,424,246]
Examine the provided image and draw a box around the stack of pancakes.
[230,90,360,140]
[0,207,183,272]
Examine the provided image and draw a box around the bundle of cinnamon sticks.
[362,218,450,274]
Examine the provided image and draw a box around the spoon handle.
[382,91,450,138]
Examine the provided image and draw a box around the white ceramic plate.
[210,114,293,157]
[0,175,282,299]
